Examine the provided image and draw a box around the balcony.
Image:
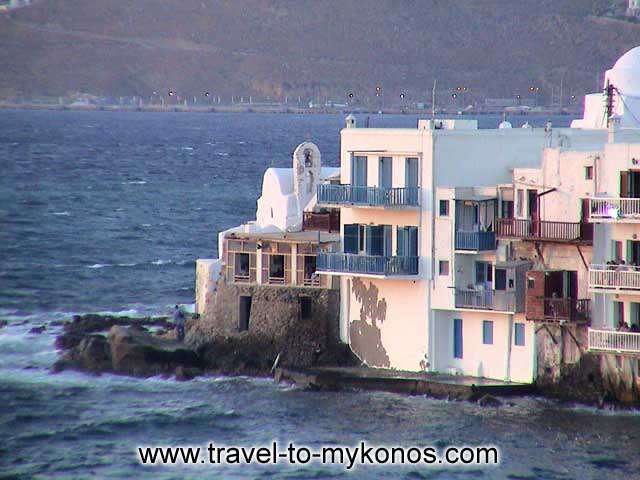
[454,289,517,312]
[317,252,419,277]
[589,264,640,292]
[496,218,593,244]
[589,328,640,355]
[317,184,420,208]
[589,198,640,222]
[542,297,590,322]
[303,211,340,233]
[455,231,496,251]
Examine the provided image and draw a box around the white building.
[318,47,640,384]
[195,142,340,318]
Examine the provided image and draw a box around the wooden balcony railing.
[589,328,640,355]
[589,198,640,222]
[303,211,340,233]
[317,253,419,276]
[496,218,593,243]
[317,184,420,208]
[589,264,640,291]
[541,297,590,322]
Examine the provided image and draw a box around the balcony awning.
[455,194,496,203]
[226,230,340,244]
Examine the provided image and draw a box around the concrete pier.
[275,366,534,400]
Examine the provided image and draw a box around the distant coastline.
[0,102,581,116]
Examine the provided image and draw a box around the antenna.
[431,79,437,119]
[605,80,615,127]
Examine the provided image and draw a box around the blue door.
[453,319,463,359]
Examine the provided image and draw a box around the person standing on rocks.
[173,305,185,342]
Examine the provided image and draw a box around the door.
[405,157,419,188]
[351,155,367,203]
[475,261,493,289]
[620,171,629,198]
[528,189,539,236]
[239,296,251,331]
[379,157,392,189]
[453,319,463,359]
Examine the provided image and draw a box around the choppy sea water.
[1,110,640,479]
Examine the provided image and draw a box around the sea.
[1,110,640,479]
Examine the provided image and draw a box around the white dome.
[613,46,640,71]
[606,46,640,96]
[498,121,512,129]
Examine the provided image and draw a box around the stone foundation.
[190,278,351,368]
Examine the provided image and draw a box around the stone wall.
[191,278,346,368]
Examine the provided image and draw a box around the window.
[453,319,463,358]
[439,260,449,276]
[475,261,493,286]
[439,199,449,216]
[344,224,359,254]
[483,321,493,345]
[514,323,525,346]
[269,254,285,279]
[517,189,524,217]
[527,277,535,290]
[397,226,418,257]
[234,253,250,279]
[300,297,312,320]
[585,166,593,180]
[501,200,514,218]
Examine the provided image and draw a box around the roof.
[455,193,496,202]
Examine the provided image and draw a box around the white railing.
[588,328,640,355]
[589,264,640,291]
[589,197,640,221]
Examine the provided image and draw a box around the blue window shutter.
[384,225,392,257]
[344,224,358,254]
[408,227,418,257]
[483,320,493,345]
[397,227,406,256]
[454,319,463,359]
[514,323,525,346]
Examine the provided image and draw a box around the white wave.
[116,263,137,267]
[87,263,111,269]
[151,259,172,265]
[123,180,147,185]
[181,146,194,151]
[52,211,70,216]
[141,223,152,228]
[216,152,230,156]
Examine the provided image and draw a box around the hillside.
[1,0,640,104]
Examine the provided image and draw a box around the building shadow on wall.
[349,278,390,368]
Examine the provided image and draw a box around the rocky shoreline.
[52,314,356,381]
[42,314,636,410]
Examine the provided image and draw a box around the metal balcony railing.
[317,252,419,276]
[455,231,496,251]
[589,328,640,355]
[542,298,590,322]
[496,218,593,243]
[589,264,640,291]
[454,289,516,312]
[589,198,640,221]
[317,184,420,208]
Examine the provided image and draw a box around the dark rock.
[53,334,112,373]
[109,326,201,377]
[477,394,503,407]
[29,325,47,334]
[0,320,8,329]
[175,366,201,382]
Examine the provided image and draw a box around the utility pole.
[431,79,437,118]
